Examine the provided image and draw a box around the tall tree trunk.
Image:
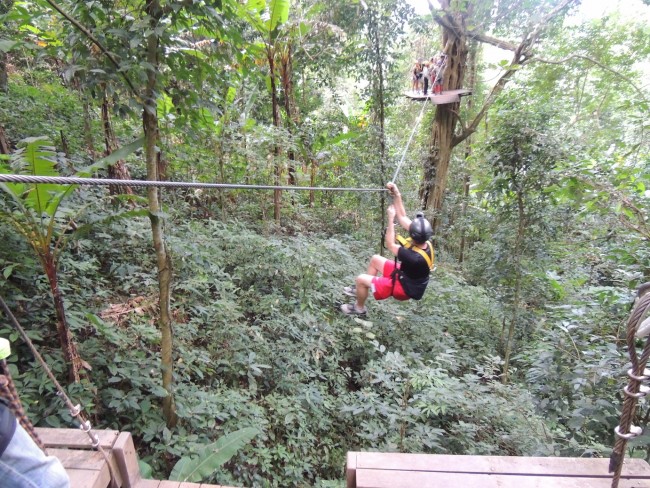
[502,191,526,384]
[144,0,177,428]
[267,46,282,222]
[419,5,468,232]
[280,42,299,187]
[102,96,134,195]
[369,5,387,251]
[0,126,9,154]
[81,95,97,160]
[458,42,478,263]
[0,0,11,93]
[0,52,8,94]
[43,253,84,383]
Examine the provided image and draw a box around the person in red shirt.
[341,183,434,316]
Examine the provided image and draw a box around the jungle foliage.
[0,0,649,486]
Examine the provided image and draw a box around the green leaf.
[169,428,259,482]
[76,138,144,176]
[138,460,153,479]
[3,265,14,279]
[268,0,290,33]
[0,39,19,52]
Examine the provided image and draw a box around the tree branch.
[453,60,519,147]
[466,31,518,52]
[43,0,140,99]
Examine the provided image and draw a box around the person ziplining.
[340,183,434,316]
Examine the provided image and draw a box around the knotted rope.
[609,282,650,487]
[0,358,45,452]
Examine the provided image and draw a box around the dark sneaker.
[340,303,367,316]
[343,285,357,297]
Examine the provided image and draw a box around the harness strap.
[396,235,434,270]
[391,235,434,296]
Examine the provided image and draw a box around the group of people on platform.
[411,53,447,96]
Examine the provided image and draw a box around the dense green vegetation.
[1,0,649,486]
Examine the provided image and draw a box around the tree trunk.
[502,191,526,384]
[81,95,97,160]
[280,42,299,187]
[267,46,282,222]
[144,0,177,428]
[0,126,9,154]
[102,96,134,195]
[458,173,470,262]
[419,6,468,232]
[43,253,84,383]
[369,5,387,251]
[458,42,478,263]
[0,52,8,94]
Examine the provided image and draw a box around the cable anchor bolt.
[615,425,642,440]
[623,384,650,398]
[627,368,650,381]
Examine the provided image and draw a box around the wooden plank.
[50,448,107,470]
[36,427,119,450]
[355,469,650,488]
[347,451,358,488]
[157,481,181,488]
[404,93,459,104]
[50,447,122,488]
[353,452,650,478]
[65,468,105,488]
[178,483,202,487]
[113,431,141,488]
[136,480,162,488]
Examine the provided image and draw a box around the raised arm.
[385,205,400,256]
[386,182,412,231]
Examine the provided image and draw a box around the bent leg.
[367,255,389,276]
[354,274,374,309]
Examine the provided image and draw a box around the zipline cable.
[390,97,430,184]
[0,174,387,192]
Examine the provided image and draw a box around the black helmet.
[409,212,433,243]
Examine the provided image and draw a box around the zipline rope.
[0,174,387,192]
[391,97,431,184]
[0,295,119,488]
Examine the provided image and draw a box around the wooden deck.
[404,88,472,104]
[346,452,650,487]
[36,428,237,488]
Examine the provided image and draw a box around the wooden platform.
[346,452,650,487]
[36,428,238,488]
[404,89,472,104]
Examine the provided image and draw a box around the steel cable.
[0,174,387,192]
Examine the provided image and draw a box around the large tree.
[421,0,578,231]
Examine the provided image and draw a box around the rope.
[609,283,650,488]
[0,174,387,192]
[0,366,45,452]
[0,295,119,488]
[391,97,430,184]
